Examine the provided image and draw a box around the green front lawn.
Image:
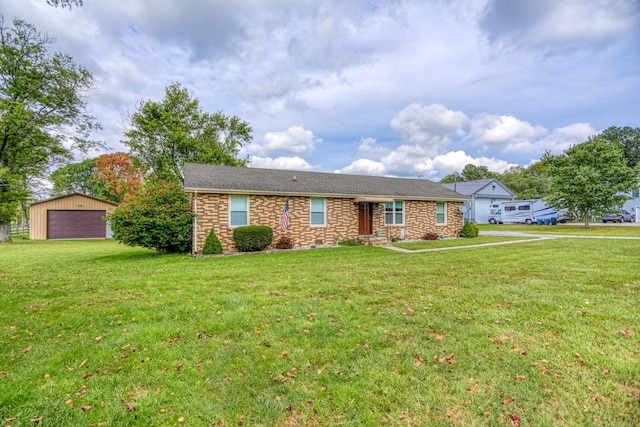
[1,239,639,426]
[478,223,640,237]
[394,235,537,251]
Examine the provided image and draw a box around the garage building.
[29,193,118,240]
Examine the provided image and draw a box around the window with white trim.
[229,195,248,227]
[384,201,404,225]
[436,202,446,225]
[310,198,325,226]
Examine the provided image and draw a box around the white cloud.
[390,103,469,151]
[469,114,547,146]
[503,122,596,154]
[251,126,319,156]
[530,2,637,45]
[377,146,514,180]
[481,0,640,48]
[430,151,514,176]
[248,155,313,171]
[336,159,386,176]
[357,137,389,158]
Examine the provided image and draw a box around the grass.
[478,223,640,237]
[1,238,639,426]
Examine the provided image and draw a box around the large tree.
[123,83,252,182]
[542,136,640,227]
[0,18,100,242]
[50,158,104,197]
[500,162,551,199]
[94,152,144,203]
[599,126,640,169]
[440,163,499,184]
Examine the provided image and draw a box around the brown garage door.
[47,210,106,239]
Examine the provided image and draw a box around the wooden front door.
[358,203,373,235]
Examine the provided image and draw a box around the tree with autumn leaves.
[50,152,143,203]
[109,83,252,252]
[94,152,144,202]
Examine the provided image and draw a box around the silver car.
[600,209,635,223]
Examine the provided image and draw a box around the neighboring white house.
[443,178,516,224]
[622,186,640,223]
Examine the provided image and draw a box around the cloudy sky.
[2,0,639,180]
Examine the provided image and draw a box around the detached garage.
[29,193,118,240]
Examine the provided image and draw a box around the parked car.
[620,209,636,222]
[557,212,576,223]
[599,209,635,223]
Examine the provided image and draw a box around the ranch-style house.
[184,163,469,254]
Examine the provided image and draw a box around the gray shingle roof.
[442,178,513,196]
[184,163,467,201]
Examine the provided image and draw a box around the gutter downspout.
[193,190,198,256]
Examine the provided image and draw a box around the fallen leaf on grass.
[430,332,445,340]
[31,417,42,423]
[76,384,88,397]
[23,346,32,353]
[503,397,515,405]
[620,330,632,338]
[434,353,456,365]
[415,354,427,365]
[81,406,92,412]
[94,336,104,342]
[515,374,525,382]
[508,413,521,426]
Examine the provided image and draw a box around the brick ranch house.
[184,163,469,254]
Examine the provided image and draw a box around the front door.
[358,202,373,235]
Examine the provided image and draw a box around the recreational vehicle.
[488,199,565,224]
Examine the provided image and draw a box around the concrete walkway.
[383,231,640,253]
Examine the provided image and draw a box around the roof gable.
[443,178,515,197]
[184,163,467,201]
[29,193,118,207]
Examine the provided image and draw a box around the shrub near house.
[233,225,273,252]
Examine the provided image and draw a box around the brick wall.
[192,193,464,253]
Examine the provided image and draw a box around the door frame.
[358,202,373,235]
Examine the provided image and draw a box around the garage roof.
[30,193,118,207]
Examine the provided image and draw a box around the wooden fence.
[10,222,29,235]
